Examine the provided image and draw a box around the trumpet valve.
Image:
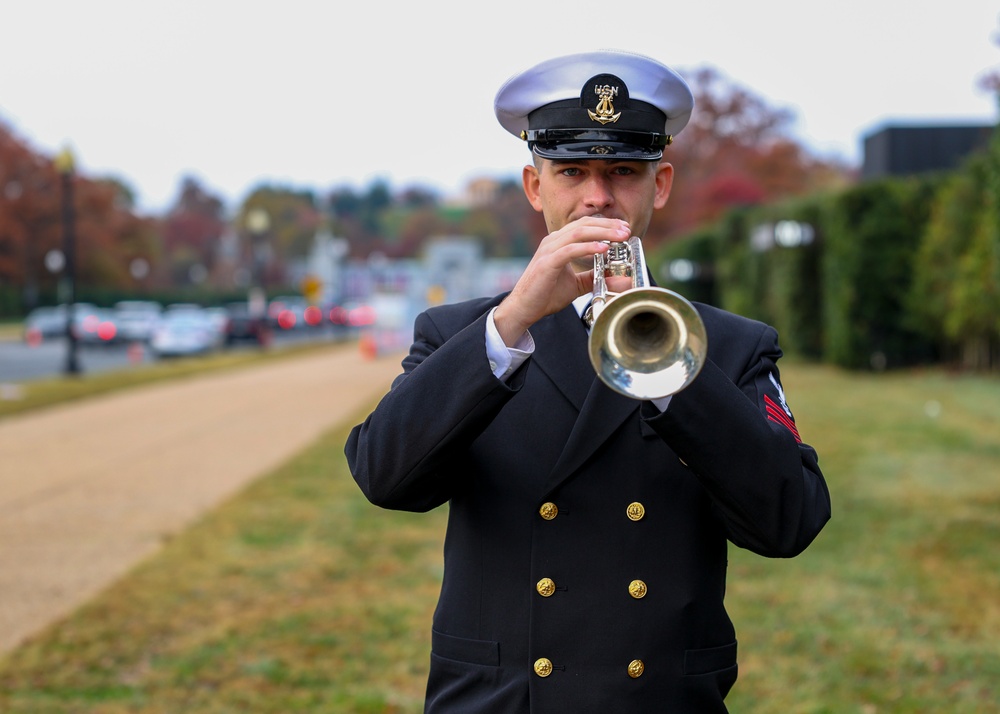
[603,241,634,278]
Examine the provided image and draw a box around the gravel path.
[0,346,401,655]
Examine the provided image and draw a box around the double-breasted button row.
[533,500,648,681]
[539,501,645,521]
[532,658,645,678]
[533,577,647,599]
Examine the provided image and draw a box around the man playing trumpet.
[346,49,831,713]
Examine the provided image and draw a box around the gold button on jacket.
[536,578,556,597]
[539,502,559,520]
[628,659,645,678]
[534,658,554,677]
[626,502,645,521]
[629,579,648,599]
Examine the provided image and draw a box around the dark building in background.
[862,124,994,180]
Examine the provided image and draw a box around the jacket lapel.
[530,306,592,411]
[530,305,639,496]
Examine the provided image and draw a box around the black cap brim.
[531,140,663,161]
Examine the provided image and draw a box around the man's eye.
[612,166,635,176]
[560,167,581,177]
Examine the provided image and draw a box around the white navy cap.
[494,49,694,161]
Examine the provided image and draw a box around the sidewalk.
[0,345,402,655]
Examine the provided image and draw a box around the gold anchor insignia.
[588,83,621,125]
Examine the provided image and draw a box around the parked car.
[113,300,163,342]
[150,311,223,358]
[164,302,203,312]
[203,306,230,340]
[73,305,120,345]
[24,303,121,345]
[223,302,267,344]
[24,305,69,342]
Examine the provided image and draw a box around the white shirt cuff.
[485,306,534,380]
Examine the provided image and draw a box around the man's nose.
[583,175,614,209]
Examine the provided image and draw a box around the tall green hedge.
[657,175,951,370]
[821,176,943,369]
[653,199,828,361]
[717,200,827,359]
[651,226,720,307]
[649,122,1000,373]
[910,132,1000,370]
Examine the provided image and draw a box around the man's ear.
[653,162,674,210]
[522,164,543,212]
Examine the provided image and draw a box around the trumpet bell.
[588,287,707,400]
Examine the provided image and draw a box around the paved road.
[0,329,351,383]
[0,344,402,655]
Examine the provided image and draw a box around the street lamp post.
[55,147,80,375]
[245,208,272,346]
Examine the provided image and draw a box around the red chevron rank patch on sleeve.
[764,394,801,443]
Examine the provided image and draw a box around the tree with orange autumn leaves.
[645,66,851,246]
[0,121,159,310]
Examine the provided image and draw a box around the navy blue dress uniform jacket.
[345,293,831,713]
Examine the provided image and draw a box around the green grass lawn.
[0,362,998,713]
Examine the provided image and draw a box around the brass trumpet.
[584,236,707,400]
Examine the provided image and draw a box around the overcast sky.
[2,0,998,214]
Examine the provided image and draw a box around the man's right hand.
[492,216,631,347]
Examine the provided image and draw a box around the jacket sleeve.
[345,307,524,513]
[643,323,831,558]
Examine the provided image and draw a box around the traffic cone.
[359,333,377,360]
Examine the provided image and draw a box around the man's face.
[522,157,674,249]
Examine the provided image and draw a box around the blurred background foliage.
[653,124,1000,372]
[2,65,998,372]
[0,67,850,311]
